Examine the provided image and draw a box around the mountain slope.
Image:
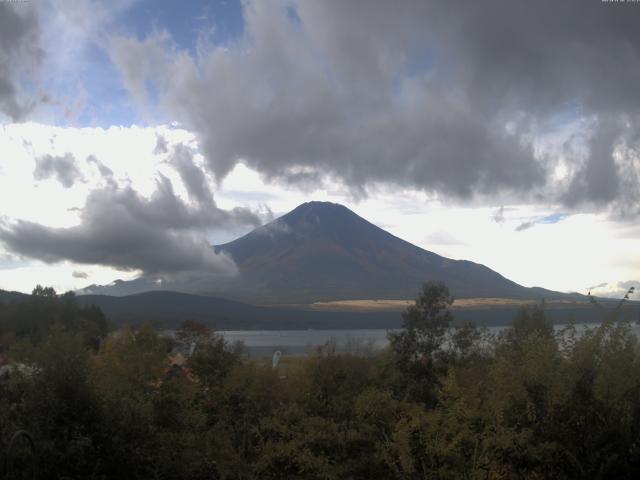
[82,201,570,303]
[0,289,29,303]
[212,201,563,303]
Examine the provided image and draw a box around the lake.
[220,322,640,357]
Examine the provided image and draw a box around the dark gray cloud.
[109,0,640,215]
[34,153,83,188]
[564,116,623,208]
[515,213,569,232]
[170,143,214,206]
[0,2,43,121]
[515,221,534,232]
[0,174,263,275]
[86,154,117,187]
[167,144,264,228]
[153,134,168,154]
[492,206,505,224]
[72,270,88,279]
[86,154,113,178]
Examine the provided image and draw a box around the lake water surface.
[220,323,640,357]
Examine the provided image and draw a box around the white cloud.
[0,260,139,294]
[0,122,638,296]
[0,122,264,285]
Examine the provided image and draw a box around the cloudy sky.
[0,0,639,298]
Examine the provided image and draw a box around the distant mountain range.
[0,289,27,303]
[3,287,624,330]
[82,201,575,304]
[74,291,404,329]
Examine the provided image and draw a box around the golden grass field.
[306,298,591,312]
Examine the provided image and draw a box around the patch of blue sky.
[40,1,247,128]
[285,3,302,26]
[79,92,140,128]
[39,40,139,128]
[405,47,438,77]
[536,100,585,135]
[68,44,140,127]
[392,47,438,97]
[537,213,569,224]
[95,0,245,127]
[123,0,245,53]
[515,213,570,232]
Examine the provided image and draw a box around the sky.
[0,0,639,299]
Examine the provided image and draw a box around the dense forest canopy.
[0,283,639,479]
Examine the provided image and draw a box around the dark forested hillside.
[2,287,625,331]
[75,290,403,329]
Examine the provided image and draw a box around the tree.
[0,286,108,347]
[31,285,57,298]
[176,320,242,387]
[503,302,553,348]
[514,302,551,336]
[388,281,454,404]
[18,328,100,478]
[175,319,212,349]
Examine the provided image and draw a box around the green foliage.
[388,281,454,404]
[0,285,108,347]
[179,319,243,387]
[2,283,640,478]
[509,302,554,342]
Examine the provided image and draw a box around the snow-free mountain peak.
[84,201,567,303]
